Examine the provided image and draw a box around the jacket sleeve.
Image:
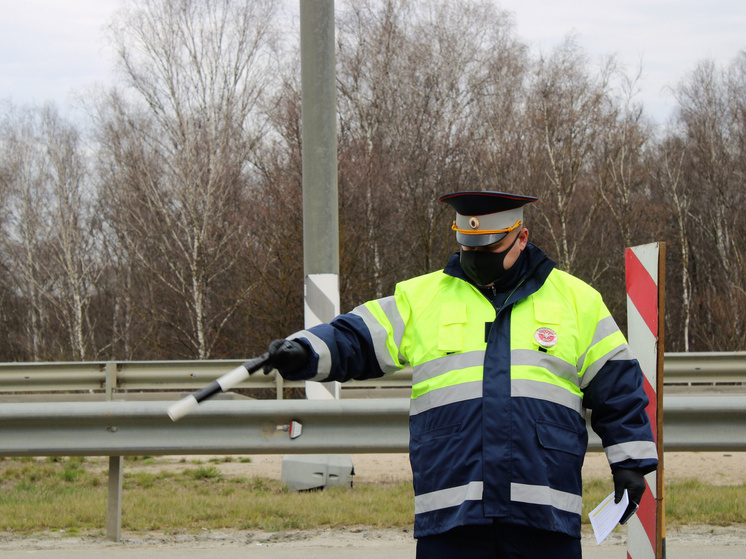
[282,293,409,383]
[584,357,658,473]
[579,300,658,474]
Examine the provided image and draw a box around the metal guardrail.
[0,399,408,457]
[1,393,745,541]
[663,352,746,384]
[0,360,291,394]
[1,395,745,457]
[0,352,744,394]
[0,353,744,542]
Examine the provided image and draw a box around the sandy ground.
[119,450,746,487]
[1,523,746,556]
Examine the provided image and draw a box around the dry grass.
[0,457,743,534]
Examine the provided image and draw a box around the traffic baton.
[167,353,270,421]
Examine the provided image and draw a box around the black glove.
[613,468,646,524]
[265,339,310,378]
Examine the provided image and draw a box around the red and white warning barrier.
[304,273,341,399]
[625,243,666,559]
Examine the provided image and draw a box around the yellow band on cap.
[451,219,522,236]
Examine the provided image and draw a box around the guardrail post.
[104,362,123,542]
[275,372,284,400]
[107,455,123,541]
[104,362,117,400]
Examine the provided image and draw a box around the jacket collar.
[444,242,556,303]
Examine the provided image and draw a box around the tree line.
[0,0,744,363]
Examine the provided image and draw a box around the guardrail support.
[104,362,123,542]
[105,362,117,399]
[107,455,123,541]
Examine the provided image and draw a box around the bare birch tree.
[0,104,100,360]
[43,108,102,360]
[335,0,526,304]
[0,105,51,360]
[673,54,746,349]
[525,37,616,276]
[652,137,694,351]
[595,65,655,250]
[98,0,279,358]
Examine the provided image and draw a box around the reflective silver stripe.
[414,481,484,514]
[411,351,485,384]
[511,349,579,386]
[591,315,622,345]
[576,316,622,374]
[511,379,586,416]
[377,296,406,364]
[511,482,583,515]
[288,330,332,381]
[579,344,637,389]
[410,380,482,416]
[605,440,659,465]
[350,303,400,375]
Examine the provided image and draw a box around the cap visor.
[457,231,507,247]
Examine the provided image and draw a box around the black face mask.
[460,233,520,286]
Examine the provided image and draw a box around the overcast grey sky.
[501,0,745,124]
[1,0,744,126]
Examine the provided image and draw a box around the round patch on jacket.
[534,327,558,348]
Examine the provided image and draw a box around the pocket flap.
[413,422,462,444]
[534,301,562,324]
[441,303,467,325]
[536,420,584,456]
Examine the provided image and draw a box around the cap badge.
[534,327,558,348]
[468,217,480,229]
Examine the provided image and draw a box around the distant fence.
[0,352,744,397]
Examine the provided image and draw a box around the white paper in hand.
[588,489,629,545]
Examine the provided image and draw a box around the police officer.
[266,191,657,558]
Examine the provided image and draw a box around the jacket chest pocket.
[438,303,467,353]
[531,300,579,363]
[534,302,562,326]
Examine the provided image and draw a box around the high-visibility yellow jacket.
[287,244,657,538]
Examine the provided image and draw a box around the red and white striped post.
[625,242,666,559]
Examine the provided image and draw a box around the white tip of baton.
[216,365,250,391]
[167,395,199,422]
